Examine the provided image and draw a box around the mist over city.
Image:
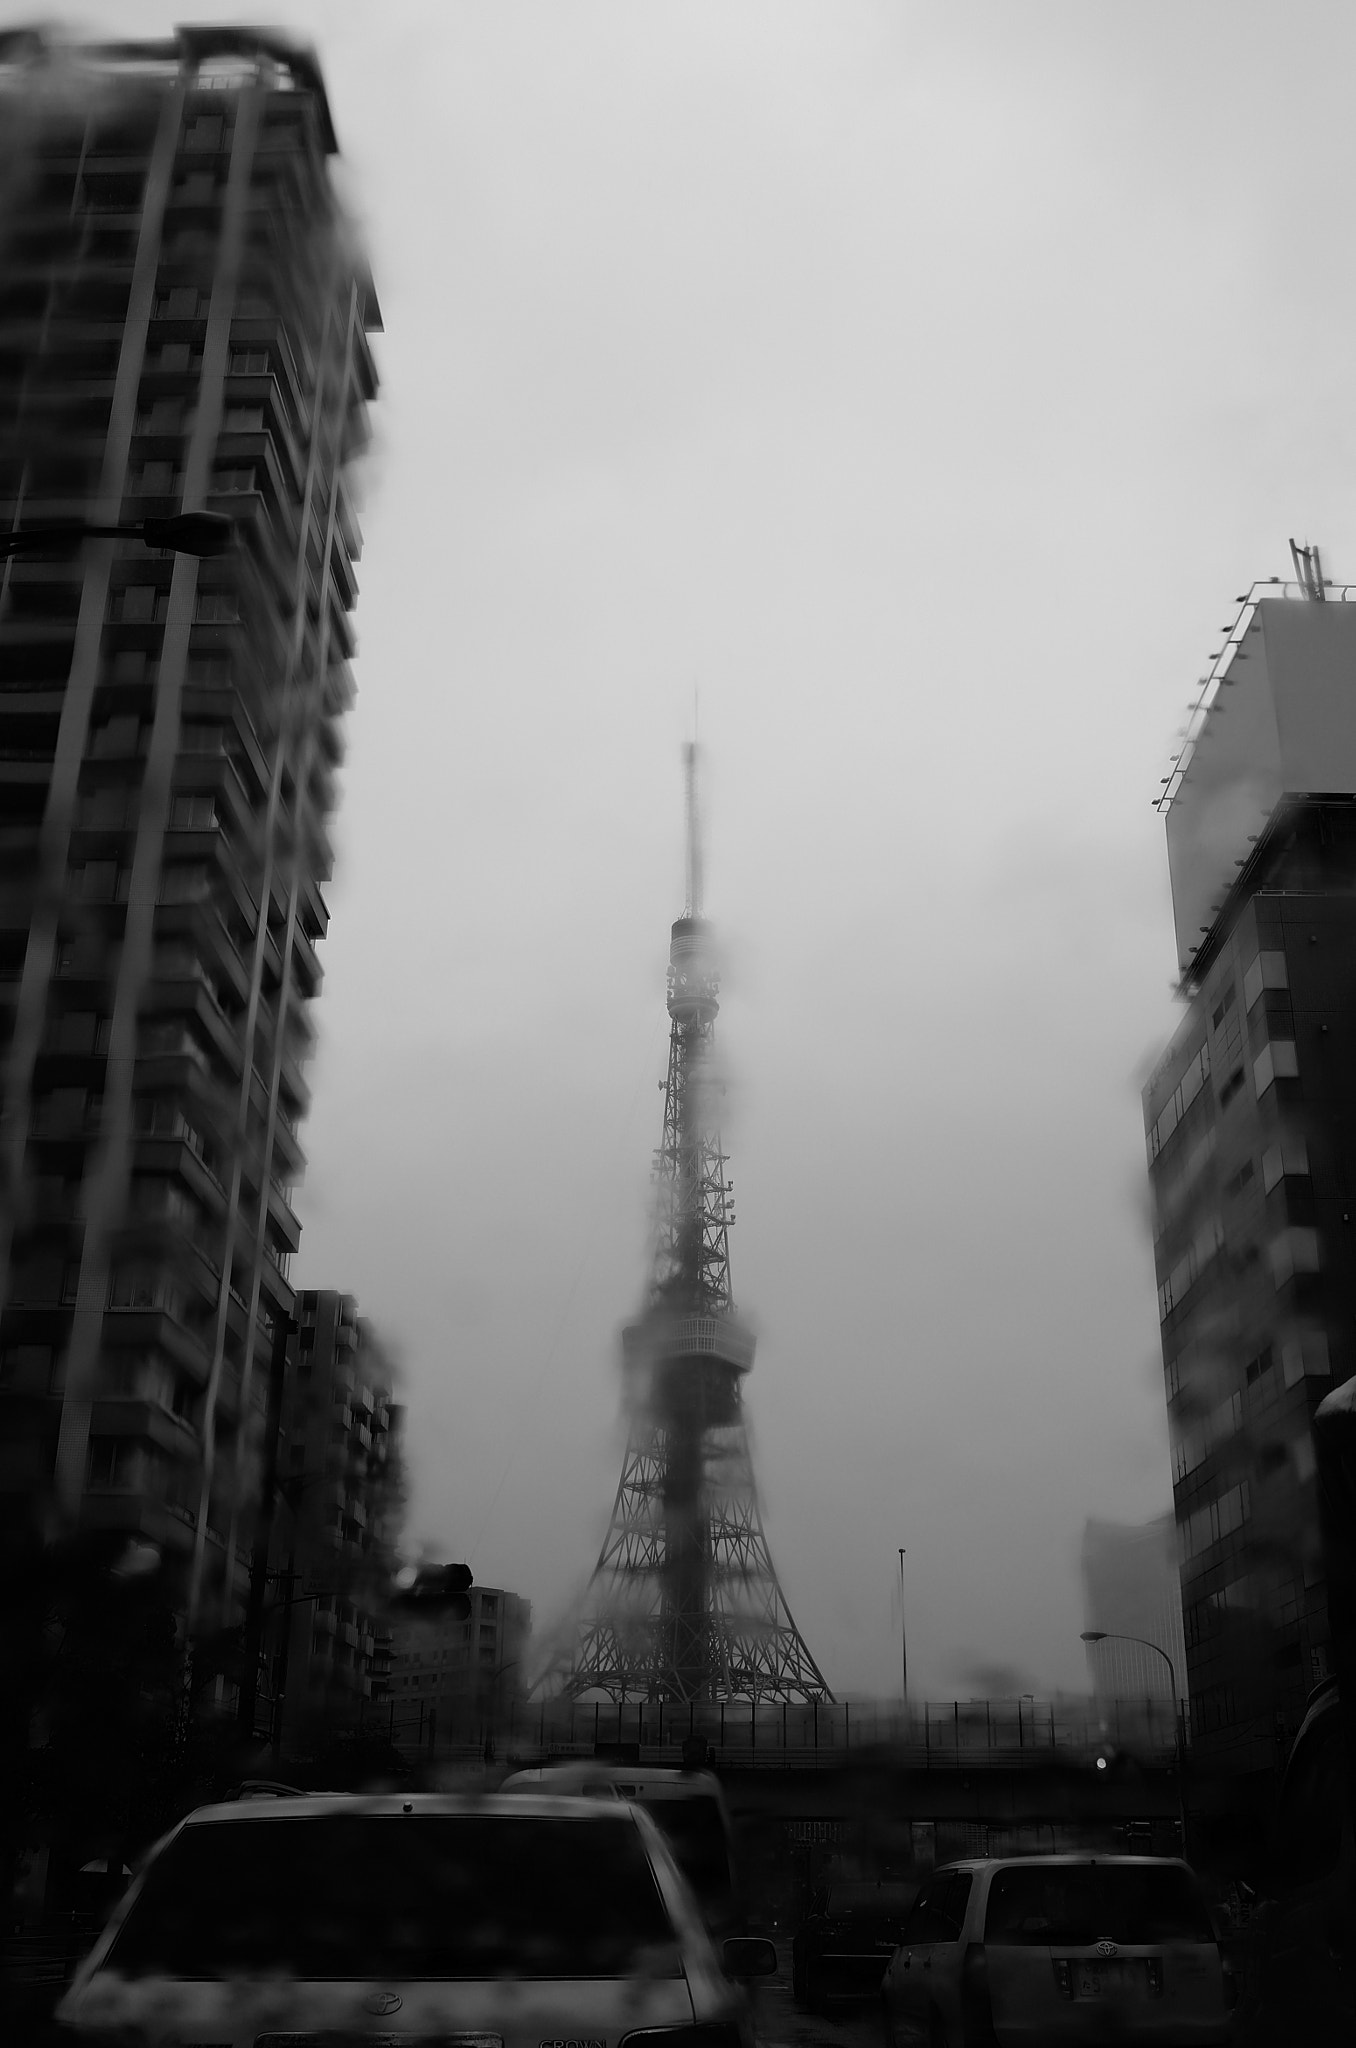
[3,6,1356,2044]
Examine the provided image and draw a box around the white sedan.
[55,1791,775,2048]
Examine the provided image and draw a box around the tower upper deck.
[667,915,719,1026]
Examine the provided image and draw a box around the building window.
[1281,1333,1329,1386]
[1218,1067,1246,1110]
[1243,951,1288,1011]
[1253,1042,1298,1096]
[1158,1214,1225,1322]
[1180,1480,1251,1562]
[1262,1137,1309,1192]
[87,1437,138,1489]
[1245,1344,1274,1385]
[1148,1044,1211,1162]
[1269,1227,1321,1289]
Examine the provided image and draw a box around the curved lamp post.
[1,511,234,560]
[1082,1630,1188,1857]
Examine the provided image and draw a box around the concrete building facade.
[1145,580,1356,1769]
[260,1289,403,1751]
[389,1584,532,1752]
[0,28,377,1637]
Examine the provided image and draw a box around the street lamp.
[0,511,234,559]
[1081,1630,1188,1857]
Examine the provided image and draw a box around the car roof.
[932,1855,1193,1875]
[178,1791,647,1826]
[501,1765,725,1798]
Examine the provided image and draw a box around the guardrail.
[392,1694,1185,1765]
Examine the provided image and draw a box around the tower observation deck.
[555,750,830,1703]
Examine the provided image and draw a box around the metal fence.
[381,1693,1183,1765]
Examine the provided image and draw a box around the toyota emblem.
[364,1992,403,2015]
[1094,1938,1118,1959]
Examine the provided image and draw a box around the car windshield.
[984,1865,1214,1947]
[105,1813,683,1980]
[634,1796,731,1903]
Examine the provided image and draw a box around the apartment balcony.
[96,1307,211,1379]
[90,1396,199,1456]
[266,1178,301,1255]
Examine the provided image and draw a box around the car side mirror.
[723,1936,778,1979]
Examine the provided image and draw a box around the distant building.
[389,1583,531,1750]
[1145,564,1356,1769]
[262,1289,403,1751]
[0,28,378,1647]
[1081,1514,1188,1706]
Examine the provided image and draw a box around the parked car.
[880,1855,1236,2045]
[501,1763,745,1934]
[792,1877,916,2008]
[53,1791,775,2048]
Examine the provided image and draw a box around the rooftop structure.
[0,27,378,1639]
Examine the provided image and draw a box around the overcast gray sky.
[34,2,1356,1697]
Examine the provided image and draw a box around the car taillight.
[621,2028,744,2048]
[1052,1958,1073,2001]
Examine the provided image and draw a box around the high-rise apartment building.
[0,28,378,1638]
[260,1290,403,1751]
[1145,566,1356,1769]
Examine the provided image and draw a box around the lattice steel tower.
[560,750,831,1703]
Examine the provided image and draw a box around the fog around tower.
[48,0,1356,1700]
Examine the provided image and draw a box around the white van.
[881,1855,1236,2045]
[501,1764,744,1935]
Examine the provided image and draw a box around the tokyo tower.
[558,749,831,1703]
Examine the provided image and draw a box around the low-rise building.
[389,1582,531,1751]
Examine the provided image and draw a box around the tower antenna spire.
[684,740,703,920]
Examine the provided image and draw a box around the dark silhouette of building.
[1145,554,1356,1769]
[0,29,378,1648]
[1081,1513,1188,1707]
[258,1290,403,1753]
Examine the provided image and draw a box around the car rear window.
[984,1865,1214,1947]
[105,1813,682,1980]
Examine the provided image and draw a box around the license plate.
[1076,1961,1146,1999]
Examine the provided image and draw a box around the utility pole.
[899,1547,908,1711]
